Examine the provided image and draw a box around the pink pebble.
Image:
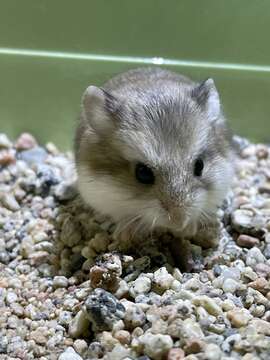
[15,133,37,150]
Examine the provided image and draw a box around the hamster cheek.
[193,189,209,217]
[200,158,233,217]
[210,159,234,204]
[77,164,161,225]
[77,172,125,221]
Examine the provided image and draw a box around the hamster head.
[75,74,233,234]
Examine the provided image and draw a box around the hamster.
[74,67,234,244]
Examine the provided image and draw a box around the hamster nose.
[161,200,188,228]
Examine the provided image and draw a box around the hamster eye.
[194,158,204,177]
[135,163,155,184]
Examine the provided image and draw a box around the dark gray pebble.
[85,288,126,331]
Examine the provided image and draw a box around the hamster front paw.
[110,219,145,252]
[191,219,220,248]
[171,219,220,249]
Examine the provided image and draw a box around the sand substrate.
[0,133,270,360]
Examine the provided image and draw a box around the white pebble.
[53,276,69,288]
[0,193,20,211]
[59,347,83,360]
[68,309,90,338]
[0,134,12,148]
[129,276,151,298]
[152,267,174,292]
[205,343,222,360]
[58,311,72,326]
[6,291,18,304]
[73,339,88,355]
[138,333,173,360]
[222,278,239,293]
[246,248,266,268]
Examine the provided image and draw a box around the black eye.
[194,158,204,177]
[135,163,155,184]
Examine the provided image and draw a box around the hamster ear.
[192,78,221,120]
[82,85,116,134]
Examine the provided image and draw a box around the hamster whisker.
[199,209,214,225]
[150,216,158,239]
[131,219,144,240]
[115,204,162,239]
[83,178,96,184]
[115,214,142,236]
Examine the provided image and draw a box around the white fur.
[77,164,162,226]
[196,156,234,223]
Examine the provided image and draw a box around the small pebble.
[68,309,90,338]
[246,247,266,268]
[237,234,260,248]
[222,278,239,293]
[192,296,222,316]
[184,338,205,354]
[248,277,270,295]
[73,339,88,356]
[0,133,12,148]
[204,343,222,360]
[114,330,131,345]
[88,342,104,358]
[167,348,185,360]
[19,146,48,165]
[227,309,252,328]
[255,263,270,278]
[0,150,15,166]
[59,347,83,360]
[138,333,173,360]
[0,193,20,211]
[152,267,174,293]
[129,276,152,298]
[15,132,37,150]
[251,318,270,335]
[53,276,69,288]
[123,302,146,329]
[29,327,48,345]
[231,209,254,231]
[58,311,73,326]
[6,291,18,304]
[85,288,125,331]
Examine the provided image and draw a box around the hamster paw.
[110,219,145,251]
[192,220,220,249]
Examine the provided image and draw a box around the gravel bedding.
[1,133,270,360]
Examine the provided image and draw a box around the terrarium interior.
[1,1,270,360]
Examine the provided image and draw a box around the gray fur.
[75,67,233,238]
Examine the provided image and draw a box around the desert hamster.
[75,67,233,241]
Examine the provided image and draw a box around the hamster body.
[75,67,233,240]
